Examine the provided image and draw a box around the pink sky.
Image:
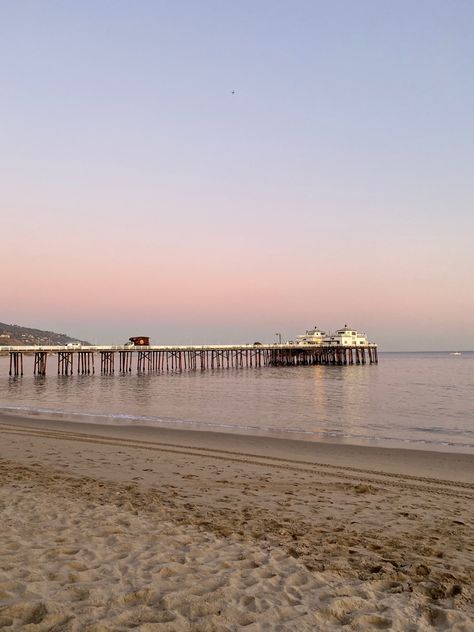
[2,2,473,350]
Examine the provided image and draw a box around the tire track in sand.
[1,421,473,500]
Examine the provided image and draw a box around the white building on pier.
[295,325,372,347]
[294,326,326,345]
[324,325,370,347]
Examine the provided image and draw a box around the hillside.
[0,322,91,346]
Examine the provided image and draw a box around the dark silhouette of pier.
[1,344,378,376]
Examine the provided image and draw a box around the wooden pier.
[1,344,378,377]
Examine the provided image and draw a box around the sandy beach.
[1,414,473,631]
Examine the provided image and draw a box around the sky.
[1,1,473,351]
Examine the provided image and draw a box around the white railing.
[0,342,377,354]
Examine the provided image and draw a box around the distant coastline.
[0,321,90,347]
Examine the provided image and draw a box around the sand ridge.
[1,418,474,630]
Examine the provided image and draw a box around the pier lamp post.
[275,333,282,345]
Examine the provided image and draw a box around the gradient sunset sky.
[1,1,473,351]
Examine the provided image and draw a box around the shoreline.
[2,404,474,457]
[1,411,474,483]
[1,412,474,629]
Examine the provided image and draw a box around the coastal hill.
[0,322,91,346]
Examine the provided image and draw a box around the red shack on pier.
[129,336,150,346]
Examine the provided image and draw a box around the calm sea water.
[0,352,473,453]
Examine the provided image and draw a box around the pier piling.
[9,352,24,376]
[57,352,74,376]
[34,352,48,376]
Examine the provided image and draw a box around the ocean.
[0,351,473,454]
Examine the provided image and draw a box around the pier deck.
[1,344,378,376]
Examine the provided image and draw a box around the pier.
[1,344,378,377]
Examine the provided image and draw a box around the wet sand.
[1,413,474,630]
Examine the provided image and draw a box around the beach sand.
[1,414,473,631]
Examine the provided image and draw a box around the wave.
[1,404,474,452]
[409,425,474,437]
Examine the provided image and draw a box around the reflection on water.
[0,352,473,453]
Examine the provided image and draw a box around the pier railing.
[1,344,378,376]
